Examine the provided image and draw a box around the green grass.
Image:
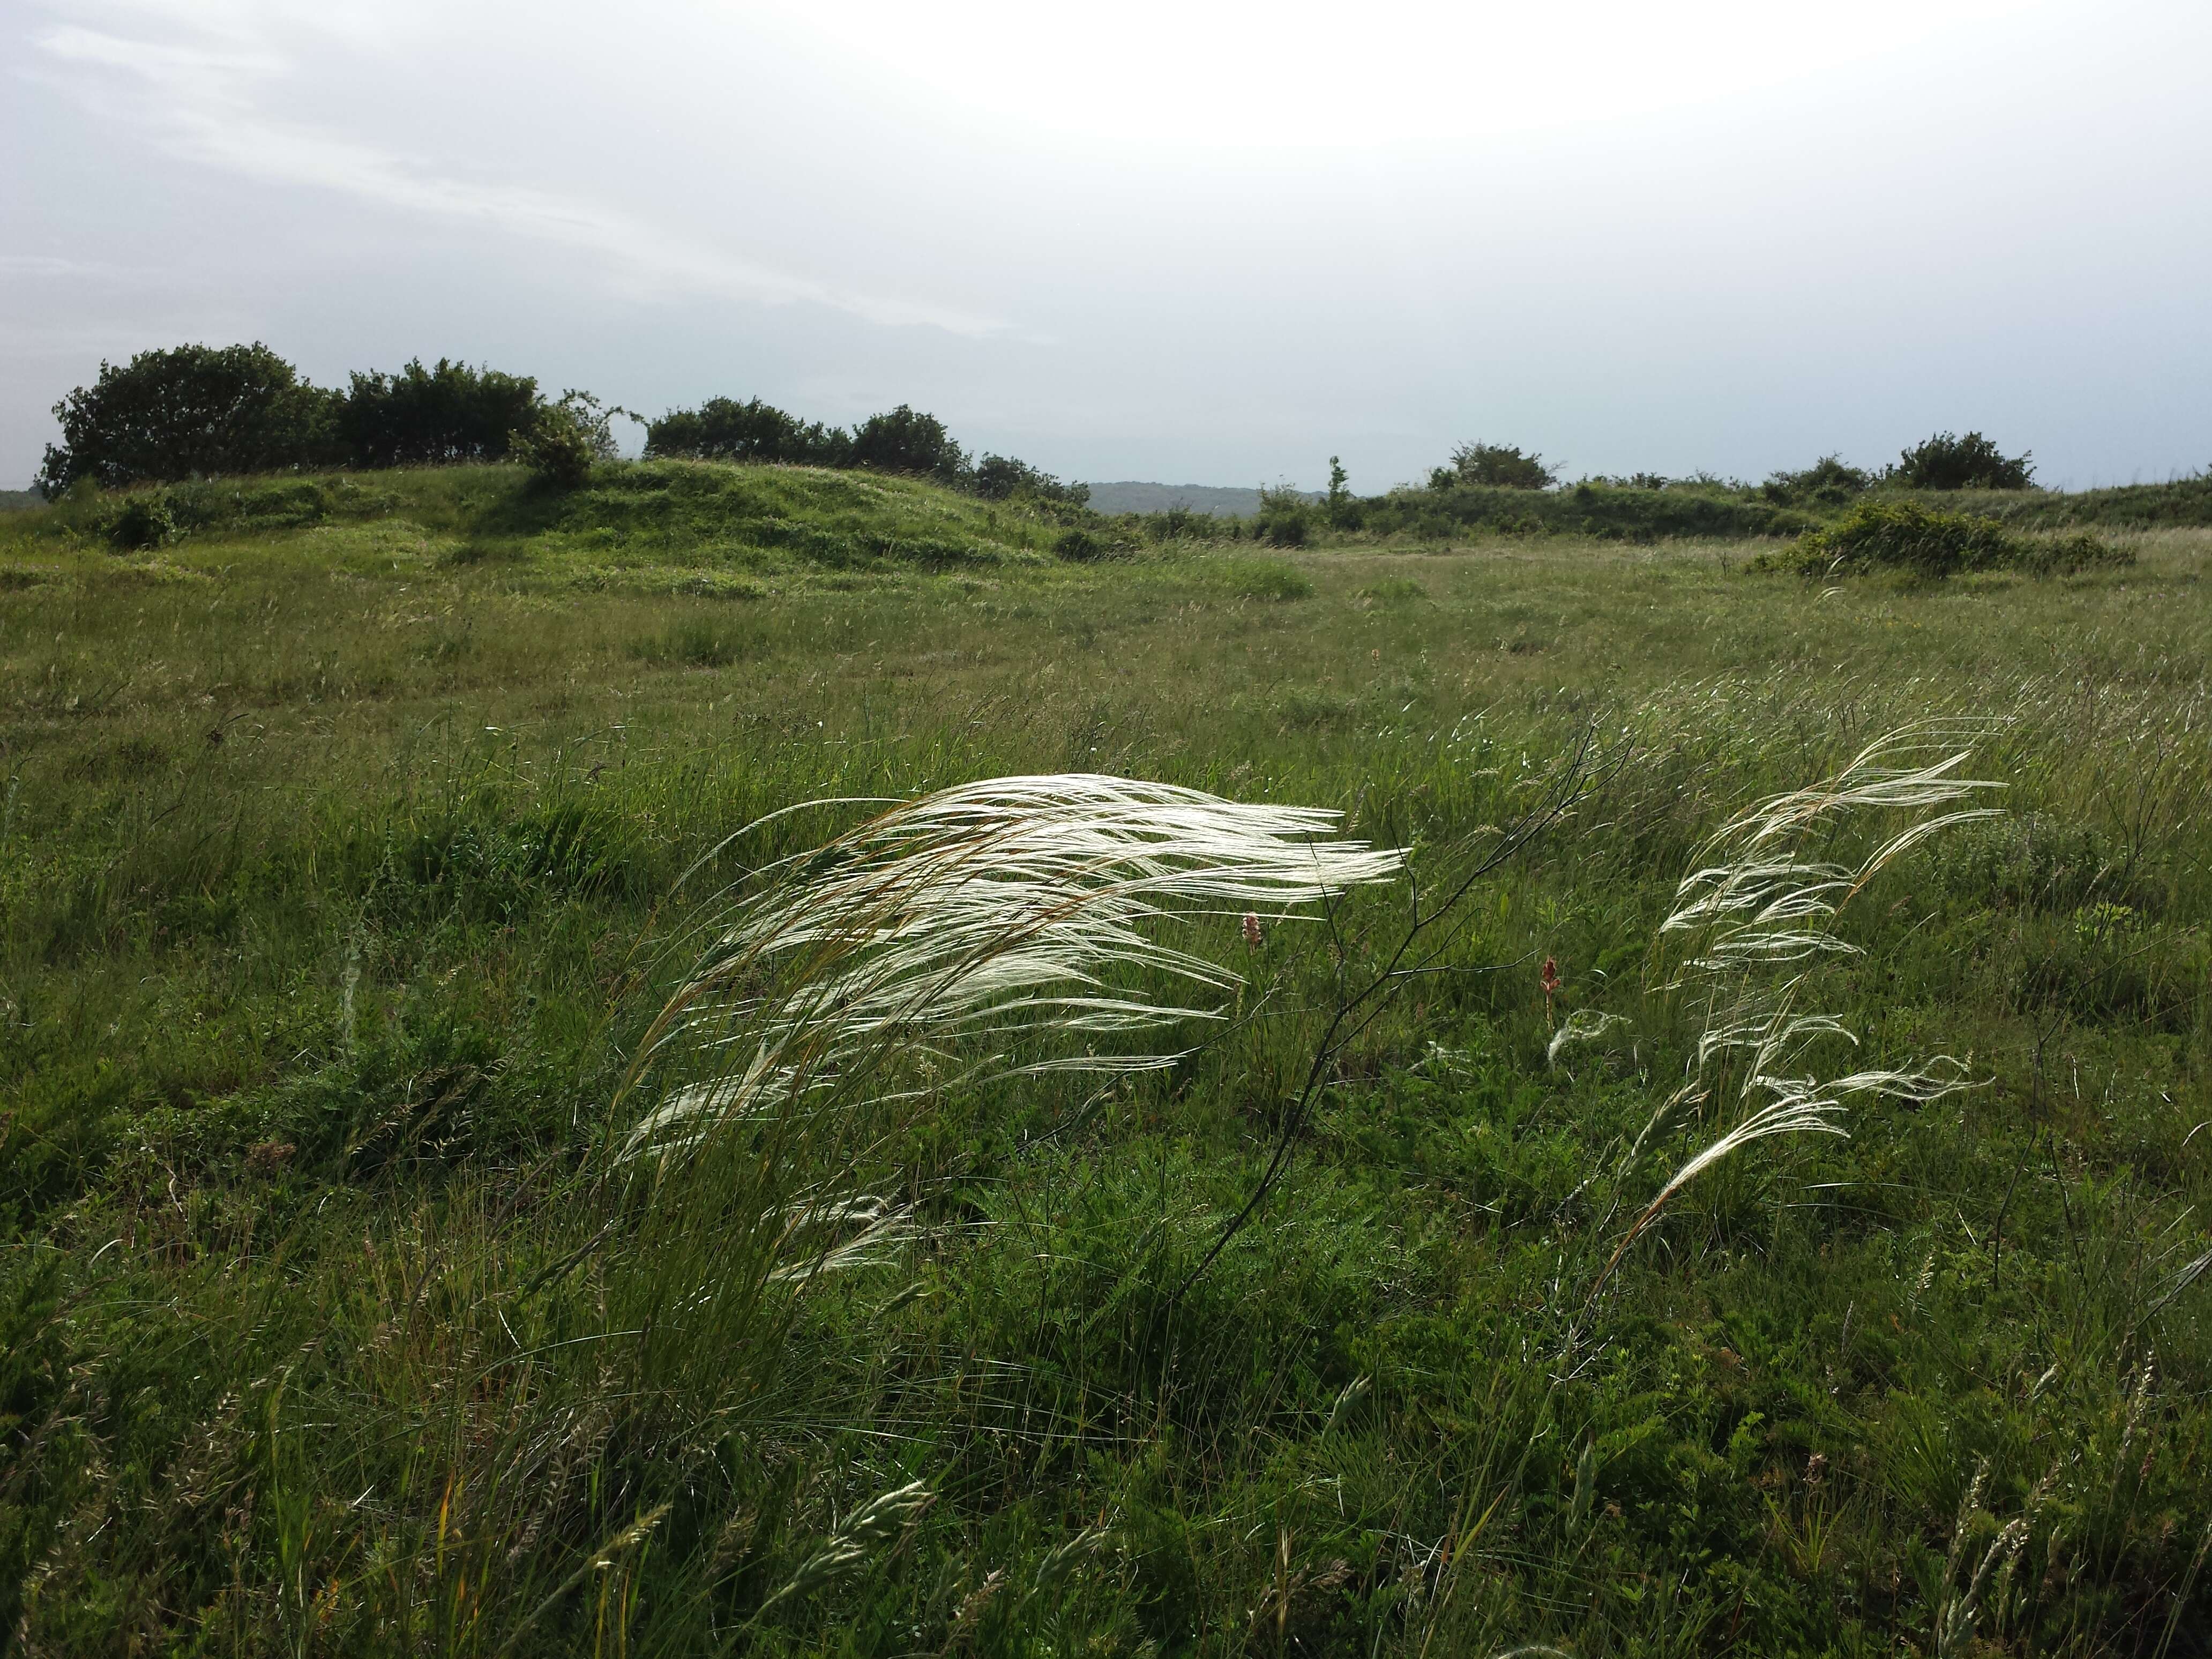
[3,461,2210,1655]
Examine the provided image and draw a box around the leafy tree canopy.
[1892,430,2035,491]
[36,342,338,496]
[849,405,968,484]
[1431,441,1556,491]
[644,397,850,467]
[340,358,540,468]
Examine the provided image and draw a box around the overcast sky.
[5,0,2209,491]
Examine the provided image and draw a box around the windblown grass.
[2,467,2208,1654]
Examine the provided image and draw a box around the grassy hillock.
[18,459,1090,574]
[3,464,2210,1655]
[1946,473,2212,532]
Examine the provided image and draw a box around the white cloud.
[29,10,1009,336]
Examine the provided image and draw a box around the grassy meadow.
[3,461,2210,1655]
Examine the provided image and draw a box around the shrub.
[36,342,339,496]
[104,494,180,551]
[509,408,596,489]
[1430,442,1555,491]
[1144,506,1221,542]
[642,394,1084,510]
[1776,499,2128,579]
[1892,430,2034,491]
[850,405,968,485]
[644,397,850,467]
[1052,528,1104,561]
[340,358,541,467]
[1253,485,1314,548]
[510,391,621,490]
[975,453,1089,506]
[1760,454,1872,508]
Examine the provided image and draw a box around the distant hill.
[1085,482,1324,518]
[0,489,42,512]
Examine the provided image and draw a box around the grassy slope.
[3,462,2210,1655]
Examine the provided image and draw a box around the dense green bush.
[1430,441,1556,491]
[509,407,596,489]
[642,397,850,467]
[849,405,967,484]
[510,390,623,490]
[37,346,561,492]
[35,342,340,496]
[1052,527,1104,561]
[103,494,180,551]
[1892,430,2035,491]
[1253,484,1314,547]
[1759,454,1873,508]
[339,358,540,468]
[1774,498,2126,578]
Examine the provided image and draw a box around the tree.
[36,342,337,496]
[1431,442,1555,491]
[339,358,541,468]
[849,405,968,484]
[1892,431,2034,491]
[1325,455,1359,528]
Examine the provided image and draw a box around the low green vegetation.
[2,460,2209,1655]
[1766,499,2132,580]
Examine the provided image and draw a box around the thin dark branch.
[1171,723,1609,1302]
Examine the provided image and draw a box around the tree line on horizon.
[1425,435,2037,500]
[35,340,2037,514]
[33,342,1089,508]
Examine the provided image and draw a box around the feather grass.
[1594,731,1997,1301]
[600,773,1409,1424]
[624,773,1406,1154]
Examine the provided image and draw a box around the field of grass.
[3,461,2210,1655]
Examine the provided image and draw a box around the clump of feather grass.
[1592,730,2000,1301]
[597,773,1410,1493]
[602,775,1406,1389]
[623,773,1406,1156]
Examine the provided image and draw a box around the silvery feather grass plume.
[624,773,1407,1155]
[1593,731,1995,1301]
[1659,730,2004,979]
